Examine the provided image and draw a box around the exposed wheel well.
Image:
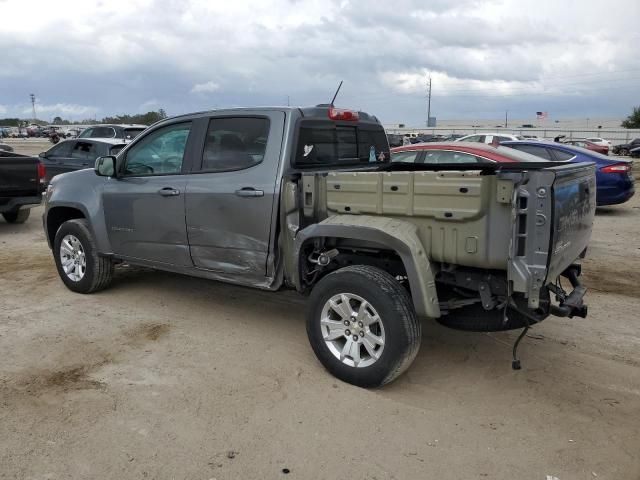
[46,207,85,247]
[298,237,407,293]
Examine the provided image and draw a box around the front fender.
[294,215,440,319]
[45,170,112,254]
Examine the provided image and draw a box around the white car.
[455,133,525,144]
[584,137,612,148]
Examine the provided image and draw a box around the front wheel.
[53,219,114,293]
[2,209,30,224]
[619,148,630,156]
[306,265,421,388]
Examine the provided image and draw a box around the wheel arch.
[294,215,441,319]
[45,205,88,249]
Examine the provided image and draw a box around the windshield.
[79,126,116,138]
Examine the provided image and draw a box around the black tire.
[619,148,629,156]
[53,219,113,294]
[306,265,421,388]
[2,209,30,224]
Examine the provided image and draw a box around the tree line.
[0,109,168,127]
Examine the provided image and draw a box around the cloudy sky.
[0,0,638,126]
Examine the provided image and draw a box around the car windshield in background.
[295,122,390,167]
[80,126,116,138]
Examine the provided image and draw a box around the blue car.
[502,141,635,206]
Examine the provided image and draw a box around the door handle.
[158,187,181,196]
[235,188,264,197]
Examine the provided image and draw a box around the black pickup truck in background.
[0,152,45,224]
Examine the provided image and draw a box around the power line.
[29,93,36,121]
[426,75,431,127]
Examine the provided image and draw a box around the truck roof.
[165,105,382,125]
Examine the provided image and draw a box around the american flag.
[536,111,548,119]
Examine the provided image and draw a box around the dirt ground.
[1,142,639,479]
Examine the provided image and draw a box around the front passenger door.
[102,122,193,266]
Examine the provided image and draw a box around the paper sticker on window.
[377,152,386,162]
[303,145,314,157]
[369,146,376,163]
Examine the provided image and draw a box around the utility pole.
[287,95,290,107]
[505,110,508,128]
[426,75,432,127]
[30,93,36,121]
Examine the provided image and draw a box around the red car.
[562,139,609,155]
[390,141,545,164]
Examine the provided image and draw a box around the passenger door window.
[201,117,270,172]
[391,151,419,163]
[46,141,73,158]
[70,141,97,164]
[124,123,191,176]
[552,150,576,161]
[510,144,554,160]
[422,150,485,164]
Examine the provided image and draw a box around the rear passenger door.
[184,112,285,279]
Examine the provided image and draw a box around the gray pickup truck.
[43,106,596,387]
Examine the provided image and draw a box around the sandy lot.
[1,143,639,479]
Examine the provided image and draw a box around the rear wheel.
[53,219,113,293]
[619,148,630,156]
[2,209,30,224]
[306,265,421,388]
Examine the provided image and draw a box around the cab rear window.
[295,122,390,167]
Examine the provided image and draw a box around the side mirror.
[38,152,46,158]
[95,155,117,177]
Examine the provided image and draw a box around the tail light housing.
[328,107,359,121]
[600,163,631,174]
[37,161,46,184]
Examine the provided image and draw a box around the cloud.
[139,99,160,111]
[190,81,221,94]
[21,103,97,118]
[0,0,638,124]
[0,105,7,115]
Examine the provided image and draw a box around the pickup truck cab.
[43,106,596,387]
